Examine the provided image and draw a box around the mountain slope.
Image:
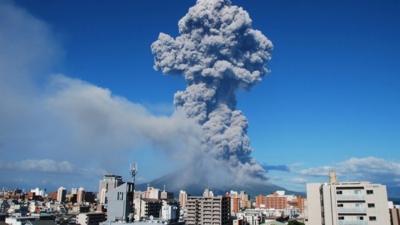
[136,170,301,197]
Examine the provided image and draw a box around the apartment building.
[98,175,123,205]
[185,194,230,225]
[305,171,391,225]
[106,182,134,222]
[255,191,304,213]
[389,204,400,225]
[134,198,163,221]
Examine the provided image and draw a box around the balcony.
[336,195,365,201]
[337,207,367,214]
[338,220,367,225]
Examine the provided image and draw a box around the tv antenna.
[130,162,137,184]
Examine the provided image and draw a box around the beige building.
[144,186,161,200]
[389,205,400,225]
[77,187,85,204]
[185,194,230,225]
[57,186,66,203]
[305,172,391,225]
[179,190,188,208]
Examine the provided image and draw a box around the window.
[117,192,124,200]
[368,203,375,208]
[338,216,344,220]
[336,190,343,195]
[367,190,374,194]
[337,204,343,207]
[359,216,364,220]
[369,216,376,221]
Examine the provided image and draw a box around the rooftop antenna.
[130,162,137,184]
[163,184,166,192]
[129,162,137,223]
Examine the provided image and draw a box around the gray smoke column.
[151,0,273,180]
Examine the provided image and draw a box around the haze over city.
[1,0,399,199]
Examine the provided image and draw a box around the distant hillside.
[136,170,302,197]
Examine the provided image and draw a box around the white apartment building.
[30,188,45,197]
[56,187,66,203]
[305,172,391,225]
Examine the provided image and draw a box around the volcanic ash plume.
[151,0,273,181]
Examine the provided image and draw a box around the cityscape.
[0,0,399,225]
[0,165,399,225]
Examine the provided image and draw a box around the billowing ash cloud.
[151,0,273,179]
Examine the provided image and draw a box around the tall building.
[30,188,45,197]
[98,175,123,205]
[185,193,231,225]
[161,201,179,222]
[305,172,391,225]
[230,191,240,215]
[239,191,251,209]
[77,187,85,204]
[57,187,66,203]
[389,203,400,225]
[106,182,134,222]
[179,190,188,208]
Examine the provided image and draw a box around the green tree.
[288,221,305,225]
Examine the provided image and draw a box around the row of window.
[336,203,375,208]
[338,216,377,221]
[336,189,374,195]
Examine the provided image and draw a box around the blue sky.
[1,0,400,194]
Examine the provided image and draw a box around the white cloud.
[297,157,400,196]
[45,74,203,160]
[299,157,400,178]
[0,0,203,189]
[0,159,74,173]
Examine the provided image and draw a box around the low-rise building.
[77,212,106,225]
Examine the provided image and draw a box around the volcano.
[136,170,301,197]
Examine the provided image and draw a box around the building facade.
[306,172,391,225]
[389,205,400,225]
[133,198,163,221]
[77,212,106,225]
[179,190,188,209]
[56,187,66,203]
[106,182,134,222]
[98,175,123,205]
[185,195,230,225]
[77,187,85,204]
